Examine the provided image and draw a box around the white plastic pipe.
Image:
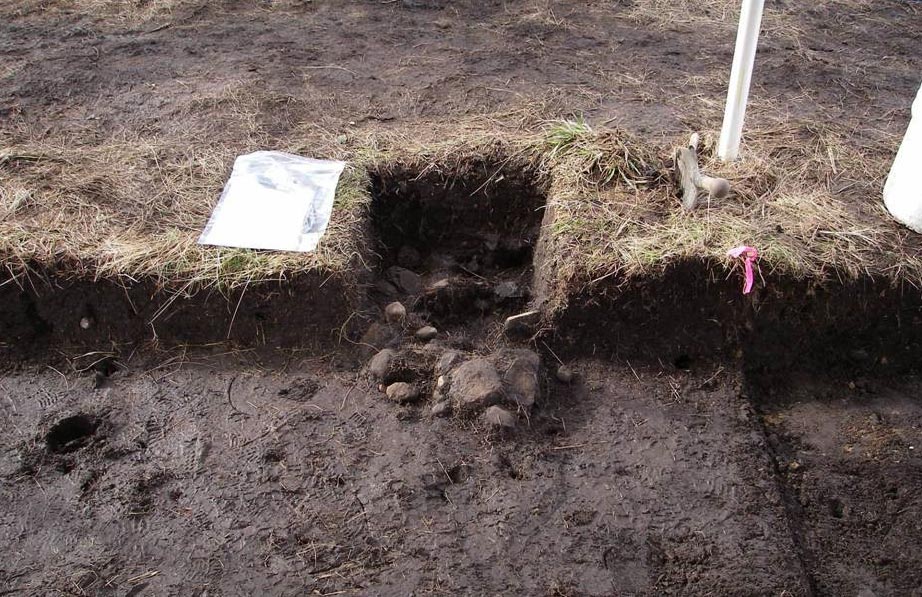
[718,0,765,162]
[883,82,922,232]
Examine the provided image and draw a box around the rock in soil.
[450,358,502,412]
[368,349,397,382]
[504,350,541,410]
[386,266,422,294]
[415,326,438,342]
[435,350,464,376]
[556,365,574,384]
[360,322,399,353]
[385,382,419,403]
[430,400,452,418]
[484,405,516,429]
[503,310,540,336]
[384,301,407,324]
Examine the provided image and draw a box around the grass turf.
[3,115,920,305]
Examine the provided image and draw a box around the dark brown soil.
[0,355,803,596]
[3,145,922,597]
[3,2,922,595]
[2,130,922,597]
[2,1,919,145]
[4,236,922,597]
[0,271,356,357]
[4,344,920,595]
[751,372,922,596]
[551,262,922,375]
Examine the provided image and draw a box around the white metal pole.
[717,0,765,162]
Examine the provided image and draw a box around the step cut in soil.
[369,159,549,330]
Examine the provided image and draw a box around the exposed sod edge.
[2,121,921,354]
[0,146,372,291]
[548,258,922,375]
[537,118,922,315]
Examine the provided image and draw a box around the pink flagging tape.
[727,245,759,295]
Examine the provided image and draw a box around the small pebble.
[79,316,93,330]
[385,382,419,403]
[384,301,407,324]
[556,365,574,384]
[415,326,438,341]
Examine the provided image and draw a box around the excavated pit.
[368,159,549,332]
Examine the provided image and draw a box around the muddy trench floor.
[1,339,921,596]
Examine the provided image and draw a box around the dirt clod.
[387,266,422,294]
[397,246,422,269]
[556,365,574,384]
[450,358,502,413]
[503,350,541,410]
[495,280,525,299]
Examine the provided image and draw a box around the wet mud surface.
[754,373,922,596]
[2,282,921,596]
[0,356,816,596]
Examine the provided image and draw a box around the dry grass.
[5,0,311,24]
[621,0,802,49]
[623,0,919,67]
[2,110,919,302]
[0,133,371,291]
[541,112,922,305]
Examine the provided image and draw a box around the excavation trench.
[368,158,550,336]
[0,158,920,378]
[1,159,921,595]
